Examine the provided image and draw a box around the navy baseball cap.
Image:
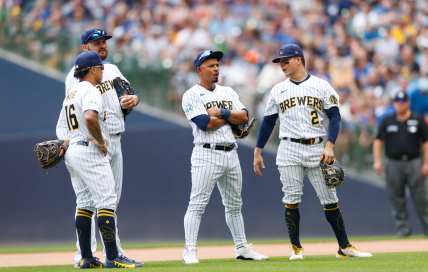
[393,91,408,102]
[81,28,112,44]
[272,43,304,63]
[193,50,223,68]
[75,51,103,71]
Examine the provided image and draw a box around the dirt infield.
[0,239,427,267]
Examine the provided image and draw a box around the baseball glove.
[34,139,65,169]
[231,118,256,139]
[320,162,345,188]
[112,77,136,116]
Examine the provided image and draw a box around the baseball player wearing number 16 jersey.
[57,28,141,267]
[181,50,268,264]
[58,51,135,268]
[253,44,372,260]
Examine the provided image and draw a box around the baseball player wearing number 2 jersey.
[56,28,141,267]
[254,44,372,260]
[181,50,268,264]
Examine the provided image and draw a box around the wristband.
[220,108,231,120]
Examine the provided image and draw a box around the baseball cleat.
[336,245,373,258]
[119,255,143,267]
[183,247,199,264]
[289,244,304,260]
[235,244,268,260]
[105,255,137,268]
[77,257,103,269]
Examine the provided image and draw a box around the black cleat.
[78,257,104,269]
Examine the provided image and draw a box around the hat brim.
[272,55,297,63]
[84,35,113,44]
[197,51,224,66]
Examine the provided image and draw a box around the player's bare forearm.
[84,111,105,145]
[207,116,226,129]
[253,147,265,176]
[320,141,335,164]
[227,110,249,125]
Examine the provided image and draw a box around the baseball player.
[253,44,372,260]
[56,28,141,267]
[181,50,268,264]
[57,51,136,268]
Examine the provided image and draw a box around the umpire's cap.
[393,91,408,102]
[81,28,112,44]
[272,43,304,63]
[193,50,224,68]
[74,51,103,71]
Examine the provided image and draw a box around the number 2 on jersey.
[65,104,79,130]
[310,110,319,125]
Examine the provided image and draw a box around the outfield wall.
[0,57,423,243]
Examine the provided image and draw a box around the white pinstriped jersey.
[264,74,339,139]
[182,84,246,144]
[57,81,106,144]
[58,63,127,138]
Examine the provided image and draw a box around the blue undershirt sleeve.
[191,114,210,131]
[324,107,341,144]
[256,114,278,148]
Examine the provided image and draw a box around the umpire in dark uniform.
[373,91,428,237]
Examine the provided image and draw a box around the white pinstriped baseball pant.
[184,145,248,249]
[276,140,338,205]
[71,135,125,263]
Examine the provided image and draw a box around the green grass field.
[0,252,427,272]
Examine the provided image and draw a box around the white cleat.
[289,245,304,260]
[183,247,199,264]
[235,244,268,261]
[336,245,373,258]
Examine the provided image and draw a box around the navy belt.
[75,140,89,146]
[282,137,323,145]
[203,143,235,152]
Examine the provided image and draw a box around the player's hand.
[94,141,108,156]
[373,161,383,175]
[59,139,70,157]
[421,162,428,176]
[253,148,265,176]
[320,141,335,165]
[120,95,139,109]
[207,107,221,117]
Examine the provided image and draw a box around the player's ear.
[81,44,89,51]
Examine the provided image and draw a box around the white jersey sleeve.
[56,105,69,140]
[82,87,103,113]
[263,89,279,116]
[229,87,246,111]
[111,64,128,82]
[65,67,78,95]
[322,81,340,110]
[182,90,207,120]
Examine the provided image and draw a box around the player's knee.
[323,202,338,211]
[224,204,242,214]
[284,203,299,209]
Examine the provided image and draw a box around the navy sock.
[285,205,301,248]
[75,209,94,259]
[97,209,118,260]
[324,203,350,249]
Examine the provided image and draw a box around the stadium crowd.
[2,0,428,167]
